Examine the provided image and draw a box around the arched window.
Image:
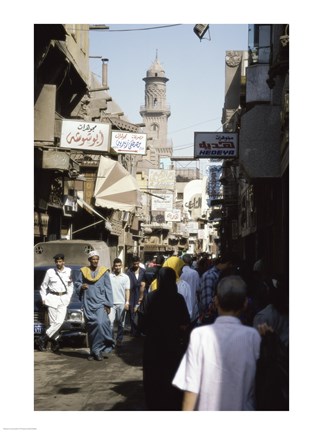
[151,123,159,138]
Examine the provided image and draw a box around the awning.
[94,156,141,212]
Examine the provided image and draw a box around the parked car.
[34,239,112,349]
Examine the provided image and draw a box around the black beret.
[53,253,64,260]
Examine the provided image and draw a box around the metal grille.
[34,310,46,324]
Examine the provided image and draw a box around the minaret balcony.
[140,105,171,115]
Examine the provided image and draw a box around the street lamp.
[193,24,210,41]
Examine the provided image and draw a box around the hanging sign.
[110,131,147,155]
[148,169,176,189]
[165,209,181,222]
[194,132,238,158]
[60,120,110,152]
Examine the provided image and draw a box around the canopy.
[94,156,141,212]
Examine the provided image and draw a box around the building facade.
[34,25,144,266]
[34,24,90,243]
[217,24,289,276]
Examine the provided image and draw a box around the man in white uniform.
[172,275,261,410]
[38,253,73,353]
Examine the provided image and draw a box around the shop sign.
[148,169,175,190]
[198,229,206,240]
[194,132,238,158]
[110,219,123,236]
[110,131,147,155]
[185,193,202,220]
[42,151,70,170]
[178,222,198,234]
[60,120,111,152]
[165,209,181,222]
[151,194,173,211]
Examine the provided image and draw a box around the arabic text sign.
[165,209,181,222]
[151,194,173,211]
[148,169,175,189]
[60,120,111,152]
[111,131,147,155]
[194,132,238,158]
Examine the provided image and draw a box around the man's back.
[173,316,261,410]
[181,265,200,290]
[180,266,200,321]
[198,265,221,315]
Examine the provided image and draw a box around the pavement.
[34,332,147,411]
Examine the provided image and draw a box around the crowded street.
[30,21,290,418]
[4,5,324,432]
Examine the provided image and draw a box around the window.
[151,123,159,139]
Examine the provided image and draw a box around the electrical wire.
[171,107,241,160]
[173,144,194,150]
[107,24,182,32]
[170,117,221,134]
[170,107,240,137]
[65,24,182,32]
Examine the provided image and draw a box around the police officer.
[38,253,73,353]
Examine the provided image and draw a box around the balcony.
[139,104,171,115]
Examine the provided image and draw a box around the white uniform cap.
[88,250,100,259]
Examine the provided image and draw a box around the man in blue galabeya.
[75,250,114,361]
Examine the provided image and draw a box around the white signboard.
[148,169,176,190]
[186,221,199,234]
[60,120,111,152]
[111,131,147,155]
[165,209,181,222]
[194,132,238,158]
[151,194,173,211]
[183,179,209,220]
[178,222,199,234]
[198,229,206,240]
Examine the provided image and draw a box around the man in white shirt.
[172,275,261,411]
[180,254,200,323]
[109,258,130,347]
[38,253,73,353]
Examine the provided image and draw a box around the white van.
[34,239,111,268]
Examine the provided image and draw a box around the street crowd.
[37,249,289,411]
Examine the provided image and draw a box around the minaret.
[140,51,171,158]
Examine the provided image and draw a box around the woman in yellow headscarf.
[150,256,197,321]
[150,256,185,291]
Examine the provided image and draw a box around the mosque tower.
[140,51,172,168]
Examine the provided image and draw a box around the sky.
[88,24,248,174]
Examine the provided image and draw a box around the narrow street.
[34,333,146,411]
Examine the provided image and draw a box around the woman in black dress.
[140,266,190,410]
